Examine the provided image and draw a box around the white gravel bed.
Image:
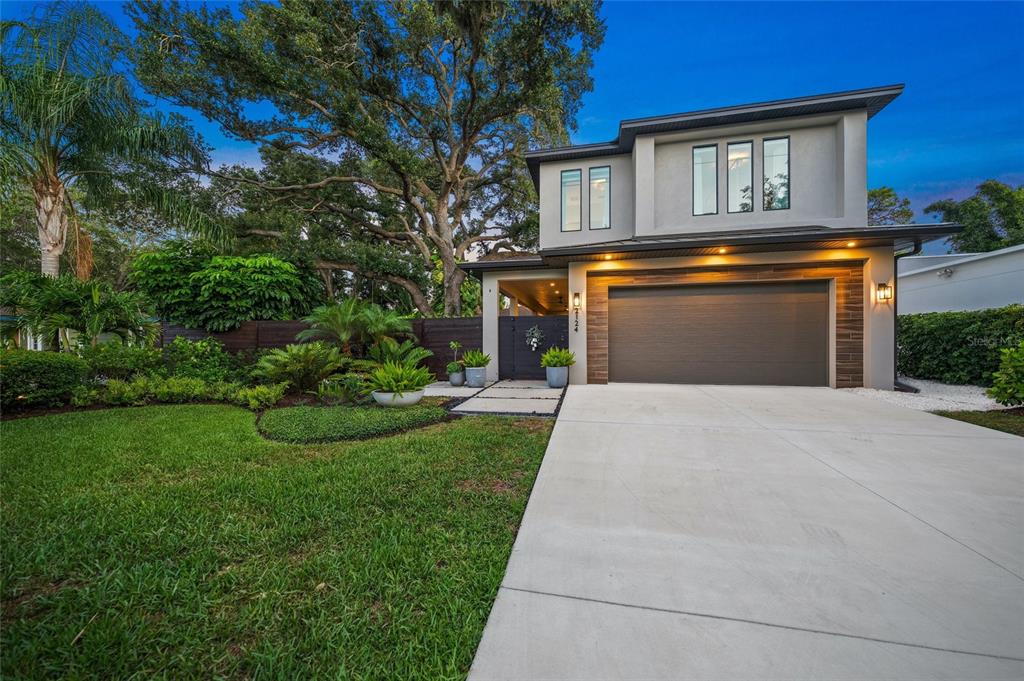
[844,376,1003,412]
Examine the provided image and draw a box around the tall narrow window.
[763,137,790,210]
[560,169,582,231]
[589,166,611,230]
[692,145,717,215]
[727,141,753,213]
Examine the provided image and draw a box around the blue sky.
[7,1,1023,239]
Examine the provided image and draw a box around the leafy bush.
[130,242,323,332]
[988,341,1024,406]
[259,403,447,443]
[898,305,1024,386]
[315,374,368,406]
[367,339,433,367]
[365,362,433,396]
[461,349,491,368]
[150,377,210,403]
[230,383,288,410]
[446,361,463,374]
[254,342,347,392]
[1,272,155,350]
[347,358,380,375]
[0,350,88,410]
[540,347,576,368]
[164,337,237,382]
[79,343,164,381]
[298,298,413,352]
[101,376,154,406]
[70,385,100,407]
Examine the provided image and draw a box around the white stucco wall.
[538,154,634,250]
[897,245,1024,314]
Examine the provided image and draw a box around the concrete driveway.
[470,384,1024,680]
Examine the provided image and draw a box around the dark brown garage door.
[608,281,828,386]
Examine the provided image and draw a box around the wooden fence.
[159,317,482,378]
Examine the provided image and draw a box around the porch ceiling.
[500,277,569,315]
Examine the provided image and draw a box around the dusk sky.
[7,1,1023,249]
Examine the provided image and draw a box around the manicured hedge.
[0,350,88,410]
[897,304,1024,386]
[259,403,447,443]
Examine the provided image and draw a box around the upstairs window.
[560,169,582,231]
[692,145,717,215]
[589,166,611,230]
[763,137,790,210]
[727,141,753,213]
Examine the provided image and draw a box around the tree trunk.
[443,265,466,317]
[33,177,68,278]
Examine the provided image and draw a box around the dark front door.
[607,281,829,386]
[498,316,569,380]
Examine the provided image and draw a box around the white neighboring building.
[897,243,1024,314]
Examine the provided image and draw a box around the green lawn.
[1,405,551,679]
[933,408,1024,437]
[259,402,448,443]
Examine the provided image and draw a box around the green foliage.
[346,358,380,376]
[298,298,413,353]
[1,3,219,278]
[0,350,88,410]
[365,362,433,397]
[230,382,287,410]
[254,342,347,392]
[924,180,1024,252]
[367,339,433,368]
[0,271,155,349]
[259,403,447,443]
[540,347,576,368]
[101,376,153,406]
[898,305,1024,386]
[78,342,163,380]
[867,187,914,225]
[446,361,463,374]
[164,336,236,382]
[988,341,1024,407]
[69,384,100,407]
[461,349,491,368]
[130,243,323,332]
[150,376,210,403]
[315,374,369,406]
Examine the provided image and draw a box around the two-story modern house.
[461,85,960,390]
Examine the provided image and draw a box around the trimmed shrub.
[101,376,153,406]
[0,350,88,410]
[259,403,447,443]
[988,341,1024,407]
[79,343,164,381]
[230,383,288,410]
[897,305,1024,386]
[150,377,210,404]
[164,337,237,383]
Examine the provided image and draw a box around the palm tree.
[297,298,367,354]
[359,305,413,346]
[0,4,218,278]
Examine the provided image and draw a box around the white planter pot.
[371,389,424,407]
[546,366,569,388]
[449,371,465,387]
[465,366,487,388]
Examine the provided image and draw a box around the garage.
[607,280,829,386]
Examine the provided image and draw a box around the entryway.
[498,316,568,380]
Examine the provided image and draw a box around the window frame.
[726,140,754,214]
[560,168,583,232]
[588,165,612,230]
[762,135,791,212]
[691,144,719,216]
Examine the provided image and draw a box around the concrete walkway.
[470,384,1024,680]
[427,379,564,416]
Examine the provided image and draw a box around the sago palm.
[297,298,367,354]
[0,3,219,278]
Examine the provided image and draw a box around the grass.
[259,401,448,443]
[933,407,1024,437]
[1,405,552,679]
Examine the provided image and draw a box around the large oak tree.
[128,0,604,315]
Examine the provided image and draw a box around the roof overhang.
[458,223,961,277]
[526,84,904,190]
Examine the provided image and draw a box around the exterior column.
[863,247,895,389]
[482,272,501,383]
[568,262,588,384]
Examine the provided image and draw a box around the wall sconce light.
[876,282,893,302]
[572,292,581,332]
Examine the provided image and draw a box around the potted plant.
[461,349,491,388]
[447,340,465,386]
[446,360,465,386]
[366,361,433,407]
[540,347,575,388]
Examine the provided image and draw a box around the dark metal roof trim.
[525,85,904,188]
[458,257,548,276]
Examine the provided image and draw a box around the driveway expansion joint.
[500,586,1024,663]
